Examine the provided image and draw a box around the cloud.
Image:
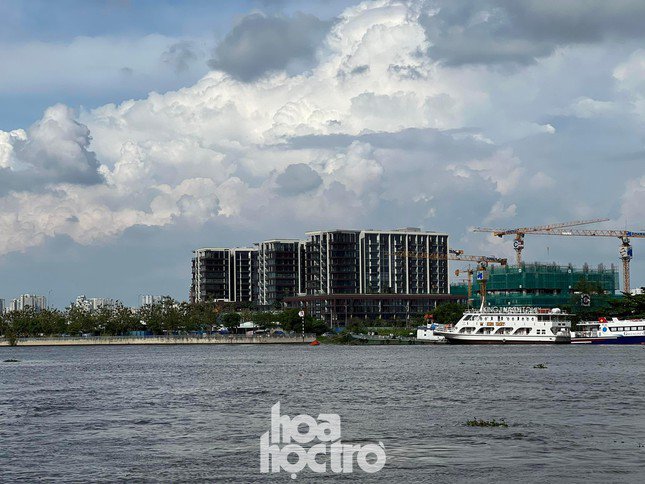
[421,0,645,66]
[619,176,645,227]
[161,41,201,73]
[0,104,102,191]
[560,97,622,119]
[207,12,333,81]
[275,163,323,195]
[448,148,523,195]
[1,0,644,291]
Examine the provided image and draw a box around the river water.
[1,345,644,483]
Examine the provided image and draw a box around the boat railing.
[574,330,597,338]
[465,306,564,315]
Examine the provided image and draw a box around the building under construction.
[451,262,619,308]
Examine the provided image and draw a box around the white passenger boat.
[416,323,446,342]
[436,307,572,344]
[572,317,645,344]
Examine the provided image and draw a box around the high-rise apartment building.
[258,240,302,306]
[302,228,448,296]
[191,248,258,303]
[191,248,230,302]
[359,228,449,295]
[190,228,449,315]
[304,230,361,295]
[230,248,259,303]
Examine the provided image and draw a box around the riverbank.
[0,334,316,346]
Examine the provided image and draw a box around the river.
[1,345,644,482]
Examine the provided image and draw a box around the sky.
[0,0,644,308]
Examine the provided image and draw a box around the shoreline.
[0,335,316,346]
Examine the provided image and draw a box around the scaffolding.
[451,262,619,308]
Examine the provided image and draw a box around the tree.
[573,277,604,295]
[431,303,467,325]
[220,312,242,330]
[608,292,645,318]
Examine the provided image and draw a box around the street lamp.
[298,309,305,341]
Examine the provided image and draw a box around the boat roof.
[579,318,645,326]
[464,307,570,315]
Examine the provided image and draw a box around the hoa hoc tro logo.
[260,402,386,478]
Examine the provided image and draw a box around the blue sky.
[1,0,644,308]
[0,0,355,129]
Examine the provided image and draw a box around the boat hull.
[439,333,570,345]
[572,335,645,345]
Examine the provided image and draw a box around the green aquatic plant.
[467,418,509,428]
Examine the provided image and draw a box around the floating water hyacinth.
[466,419,509,428]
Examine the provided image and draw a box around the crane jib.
[626,232,645,237]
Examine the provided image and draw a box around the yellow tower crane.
[473,218,609,265]
[473,221,645,293]
[515,228,645,293]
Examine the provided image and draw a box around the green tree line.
[0,299,328,339]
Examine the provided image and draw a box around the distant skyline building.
[139,295,165,306]
[258,239,303,306]
[0,298,4,314]
[74,295,117,311]
[9,294,47,312]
